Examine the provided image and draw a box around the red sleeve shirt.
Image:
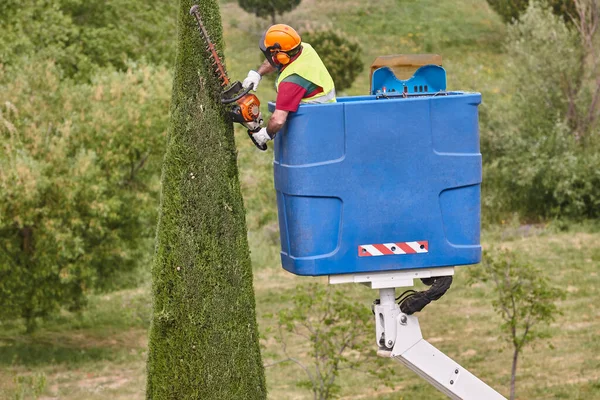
[275,81,307,112]
[275,74,324,112]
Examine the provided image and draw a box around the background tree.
[145,0,266,398]
[481,1,600,222]
[469,249,565,400]
[0,61,170,332]
[0,0,177,81]
[485,0,577,23]
[238,0,301,24]
[571,0,600,137]
[302,30,364,92]
[266,284,394,400]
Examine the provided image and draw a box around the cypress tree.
[146,0,267,398]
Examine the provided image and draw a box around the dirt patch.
[253,267,316,291]
[339,384,405,399]
[77,374,130,390]
[461,349,478,357]
[44,362,146,400]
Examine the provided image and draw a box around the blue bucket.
[269,88,482,276]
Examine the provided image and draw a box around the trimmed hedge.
[145,1,266,398]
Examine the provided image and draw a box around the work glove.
[242,70,261,91]
[251,127,271,150]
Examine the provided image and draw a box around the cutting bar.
[190,5,230,86]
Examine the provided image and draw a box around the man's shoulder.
[281,73,309,84]
[280,74,316,90]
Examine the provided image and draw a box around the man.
[242,24,336,149]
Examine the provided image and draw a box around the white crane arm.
[381,312,506,400]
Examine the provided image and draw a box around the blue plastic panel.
[269,92,482,276]
[371,65,447,96]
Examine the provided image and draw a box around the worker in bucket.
[242,24,336,149]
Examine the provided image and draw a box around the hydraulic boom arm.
[377,287,506,400]
[331,269,507,400]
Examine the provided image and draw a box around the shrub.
[0,0,177,81]
[0,60,171,331]
[485,0,577,23]
[302,30,364,92]
[481,2,600,221]
[468,249,564,400]
[268,284,393,399]
[238,0,301,24]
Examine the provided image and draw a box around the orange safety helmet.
[260,24,302,67]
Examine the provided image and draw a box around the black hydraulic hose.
[399,276,453,315]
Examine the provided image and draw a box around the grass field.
[1,0,599,399]
[2,223,599,399]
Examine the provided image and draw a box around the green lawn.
[2,224,599,399]
[2,0,599,399]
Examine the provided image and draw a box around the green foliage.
[484,0,531,24]
[481,2,600,221]
[469,249,564,351]
[0,60,171,332]
[11,373,46,400]
[145,0,266,398]
[237,0,301,23]
[468,249,565,400]
[302,30,364,92]
[273,284,392,399]
[505,4,581,134]
[0,0,177,81]
[485,0,577,23]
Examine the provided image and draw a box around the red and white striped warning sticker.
[358,241,429,257]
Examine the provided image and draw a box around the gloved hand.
[244,112,263,132]
[252,127,272,148]
[242,70,261,91]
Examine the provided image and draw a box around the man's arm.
[266,109,289,137]
[250,76,298,149]
[257,59,277,77]
[250,109,288,150]
[243,60,277,91]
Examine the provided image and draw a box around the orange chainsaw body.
[238,93,261,122]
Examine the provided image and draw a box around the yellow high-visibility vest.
[276,43,336,104]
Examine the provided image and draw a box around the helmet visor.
[259,32,280,68]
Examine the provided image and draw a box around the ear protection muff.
[274,48,291,65]
[267,43,291,66]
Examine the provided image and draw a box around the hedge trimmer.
[190,5,266,150]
